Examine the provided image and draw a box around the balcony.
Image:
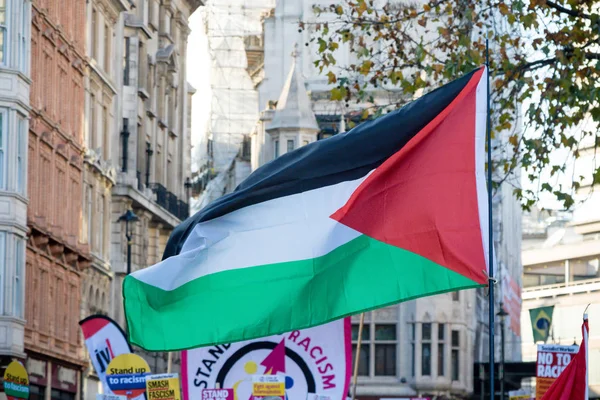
[149,183,190,221]
[522,277,600,300]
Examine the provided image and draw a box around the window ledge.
[0,190,29,205]
[138,88,150,100]
[146,109,157,119]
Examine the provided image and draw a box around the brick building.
[26,0,90,398]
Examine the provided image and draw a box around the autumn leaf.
[307,0,600,210]
[327,71,337,84]
[359,60,373,75]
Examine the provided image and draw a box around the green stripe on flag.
[124,234,482,351]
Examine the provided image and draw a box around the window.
[438,324,445,376]
[0,0,6,64]
[17,116,26,194]
[84,184,92,244]
[104,24,111,73]
[353,320,397,377]
[17,1,28,72]
[274,140,279,158]
[411,323,416,377]
[421,322,432,376]
[89,94,96,148]
[0,233,4,312]
[374,324,396,376]
[452,291,459,301]
[123,37,130,85]
[351,324,370,376]
[0,109,6,189]
[90,8,97,59]
[451,330,460,381]
[287,139,295,153]
[98,194,104,257]
[13,237,24,317]
[102,106,109,160]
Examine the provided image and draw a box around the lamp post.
[118,209,139,275]
[497,302,509,400]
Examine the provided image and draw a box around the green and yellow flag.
[529,306,554,343]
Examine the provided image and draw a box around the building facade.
[79,0,125,397]
[109,0,201,377]
[0,0,31,372]
[26,0,90,398]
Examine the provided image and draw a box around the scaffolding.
[191,0,274,211]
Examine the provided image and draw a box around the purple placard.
[201,389,234,400]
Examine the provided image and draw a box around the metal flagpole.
[351,313,365,400]
[485,38,496,400]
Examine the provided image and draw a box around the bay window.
[0,232,5,312]
[13,236,24,317]
[17,115,26,194]
[0,108,6,189]
[0,0,30,72]
[0,0,6,65]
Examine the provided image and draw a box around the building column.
[45,361,52,400]
[565,259,570,286]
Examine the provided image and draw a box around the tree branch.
[544,0,591,19]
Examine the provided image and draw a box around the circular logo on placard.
[3,360,30,400]
[106,353,151,400]
[190,330,346,400]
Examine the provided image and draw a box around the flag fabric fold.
[123,67,490,351]
[540,317,589,400]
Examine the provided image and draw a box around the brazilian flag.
[529,306,554,343]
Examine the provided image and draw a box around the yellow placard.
[252,376,284,397]
[145,373,181,400]
[3,360,30,400]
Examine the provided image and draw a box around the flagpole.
[351,313,365,400]
[485,38,496,400]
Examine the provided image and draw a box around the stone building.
[108,0,201,377]
[0,0,31,373]
[26,0,90,398]
[78,0,124,396]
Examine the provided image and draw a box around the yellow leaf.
[331,88,343,101]
[423,4,431,12]
[359,60,373,75]
[498,2,510,15]
[335,5,343,15]
[509,135,518,146]
[362,109,370,120]
[327,71,337,84]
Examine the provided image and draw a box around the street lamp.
[118,209,139,275]
[497,302,509,400]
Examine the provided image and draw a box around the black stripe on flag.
[164,68,481,260]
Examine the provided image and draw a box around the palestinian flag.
[124,67,491,351]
